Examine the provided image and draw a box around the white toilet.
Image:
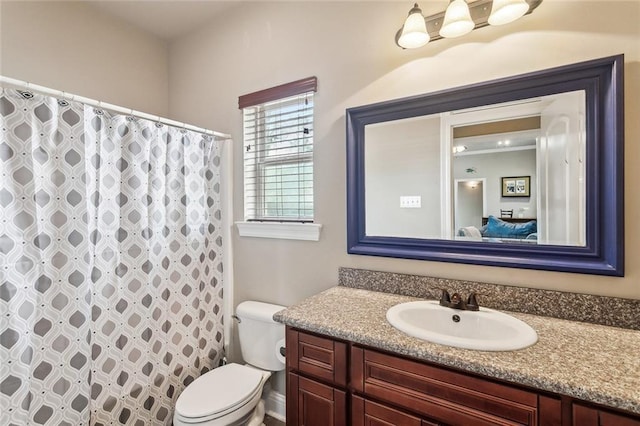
[173,301,286,426]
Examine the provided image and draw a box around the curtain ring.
[58,91,70,107]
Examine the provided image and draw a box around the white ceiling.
[87,1,241,41]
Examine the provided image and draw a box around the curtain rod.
[0,75,232,140]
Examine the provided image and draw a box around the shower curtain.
[0,88,225,425]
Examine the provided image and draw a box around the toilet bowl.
[173,301,286,426]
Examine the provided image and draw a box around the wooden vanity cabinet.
[285,327,639,426]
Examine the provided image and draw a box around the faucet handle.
[466,292,480,311]
[440,289,451,305]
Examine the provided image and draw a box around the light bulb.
[440,0,474,38]
[398,3,430,49]
[488,0,530,26]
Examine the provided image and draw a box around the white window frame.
[236,77,321,241]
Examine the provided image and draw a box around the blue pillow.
[484,215,537,239]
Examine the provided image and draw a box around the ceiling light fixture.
[395,0,542,49]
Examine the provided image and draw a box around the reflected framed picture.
[501,176,530,197]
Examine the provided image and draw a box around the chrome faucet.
[439,289,479,311]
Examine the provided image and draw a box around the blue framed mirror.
[346,55,624,276]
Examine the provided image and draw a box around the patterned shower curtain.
[0,88,224,425]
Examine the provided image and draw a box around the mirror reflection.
[365,90,585,246]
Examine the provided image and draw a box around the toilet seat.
[174,363,267,424]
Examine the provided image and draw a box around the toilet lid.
[175,363,265,419]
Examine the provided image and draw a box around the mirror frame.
[346,55,624,276]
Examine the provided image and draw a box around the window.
[240,77,317,223]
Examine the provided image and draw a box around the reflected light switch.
[400,196,421,208]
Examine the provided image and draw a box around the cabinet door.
[287,373,347,426]
[573,404,640,426]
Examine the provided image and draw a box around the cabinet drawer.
[287,327,348,387]
[573,403,640,426]
[600,411,640,426]
[351,347,538,426]
[352,395,424,426]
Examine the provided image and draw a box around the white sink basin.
[386,301,538,351]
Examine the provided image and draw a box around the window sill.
[235,221,322,241]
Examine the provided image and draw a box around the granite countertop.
[274,286,640,415]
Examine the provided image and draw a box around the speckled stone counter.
[339,267,640,330]
[274,286,640,415]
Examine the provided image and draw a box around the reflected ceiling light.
[488,0,530,26]
[395,0,541,49]
[440,0,475,38]
[453,145,468,153]
[397,3,430,49]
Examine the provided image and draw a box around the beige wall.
[169,0,640,309]
[0,1,169,116]
[366,115,441,239]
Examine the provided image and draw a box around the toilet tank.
[236,301,286,372]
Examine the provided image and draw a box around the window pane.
[263,99,313,158]
[261,162,313,219]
